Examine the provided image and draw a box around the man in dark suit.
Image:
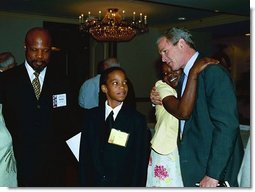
[0,27,79,186]
[151,27,244,187]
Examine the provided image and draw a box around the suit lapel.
[182,55,205,138]
[114,105,130,133]
[94,107,108,145]
[18,64,39,102]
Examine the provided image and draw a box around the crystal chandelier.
[79,8,149,42]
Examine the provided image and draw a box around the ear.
[178,39,185,49]
[101,85,107,93]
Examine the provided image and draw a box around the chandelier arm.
[79,8,148,42]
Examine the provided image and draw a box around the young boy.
[79,67,149,187]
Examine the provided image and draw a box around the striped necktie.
[32,71,41,100]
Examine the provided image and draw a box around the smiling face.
[101,69,128,108]
[161,63,182,88]
[25,28,52,73]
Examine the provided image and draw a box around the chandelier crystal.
[79,8,149,42]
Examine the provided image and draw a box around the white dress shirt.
[105,101,123,121]
[180,52,199,135]
[25,60,46,92]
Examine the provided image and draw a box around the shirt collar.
[183,52,199,76]
[25,60,46,82]
[105,101,123,120]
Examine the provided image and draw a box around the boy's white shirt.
[105,100,123,120]
[66,101,124,161]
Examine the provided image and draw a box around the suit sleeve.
[202,65,240,180]
[131,113,149,186]
[79,111,94,186]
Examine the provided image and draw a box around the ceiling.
[0,0,250,38]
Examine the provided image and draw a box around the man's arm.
[199,65,241,187]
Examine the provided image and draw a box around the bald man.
[0,27,78,186]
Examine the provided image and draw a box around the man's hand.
[150,86,162,105]
[198,175,219,187]
[190,57,219,76]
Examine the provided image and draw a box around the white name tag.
[53,93,67,108]
[108,128,129,147]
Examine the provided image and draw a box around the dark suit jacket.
[79,103,149,187]
[0,63,79,186]
[178,60,244,187]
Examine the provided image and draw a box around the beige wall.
[0,11,76,64]
[0,11,249,124]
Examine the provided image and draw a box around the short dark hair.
[99,67,127,106]
[100,67,126,87]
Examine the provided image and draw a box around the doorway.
[43,21,90,186]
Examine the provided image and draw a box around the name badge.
[53,93,67,108]
[108,128,129,147]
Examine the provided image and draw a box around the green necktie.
[32,72,41,100]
